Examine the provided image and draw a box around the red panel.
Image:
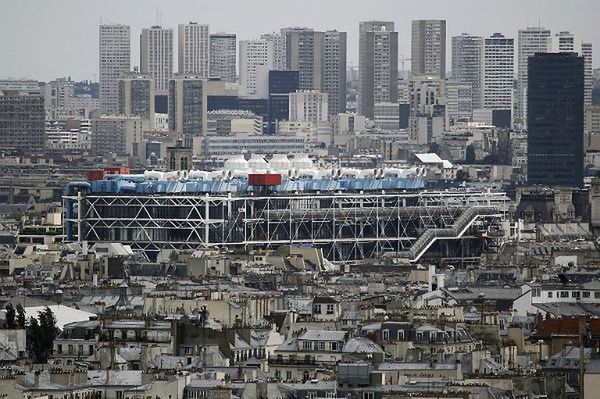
[104,167,130,175]
[86,171,105,181]
[248,173,282,186]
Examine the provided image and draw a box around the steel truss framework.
[64,190,508,262]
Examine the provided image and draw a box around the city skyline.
[1,0,599,82]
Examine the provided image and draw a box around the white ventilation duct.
[339,168,361,179]
[189,170,210,180]
[291,154,313,169]
[224,154,249,171]
[297,169,318,179]
[144,170,164,180]
[269,154,292,170]
[163,171,180,181]
[248,154,269,170]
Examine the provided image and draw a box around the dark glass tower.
[268,70,299,134]
[527,52,584,188]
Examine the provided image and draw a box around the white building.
[411,19,447,78]
[547,31,593,106]
[140,26,174,91]
[178,22,210,78]
[154,113,169,131]
[201,135,307,155]
[99,24,130,114]
[516,26,551,127]
[210,33,237,83]
[482,33,514,112]
[45,77,75,109]
[451,33,483,108]
[239,39,275,98]
[289,90,328,125]
[261,32,286,70]
[334,112,367,135]
[446,80,473,123]
[374,102,400,130]
[408,76,447,144]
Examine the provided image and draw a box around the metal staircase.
[399,206,500,262]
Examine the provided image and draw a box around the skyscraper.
[261,32,286,70]
[169,75,207,147]
[482,33,514,113]
[358,21,398,119]
[268,70,299,133]
[140,26,174,91]
[239,39,275,98]
[527,53,584,187]
[91,115,144,156]
[284,28,346,117]
[285,28,324,91]
[99,24,131,114]
[178,22,210,78]
[118,72,155,129]
[547,31,593,106]
[289,90,329,125]
[451,33,483,108]
[210,33,237,83]
[323,30,347,117]
[411,20,447,78]
[516,26,551,127]
[0,90,45,153]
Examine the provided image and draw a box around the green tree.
[26,316,42,362]
[16,304,26,329]
[5,304,16,329]
[26,307,59,363]
[465,144,476,164]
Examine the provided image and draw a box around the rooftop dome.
[342,337,384,354]
[291,154,313,169]
[224,154,249,171]
[269,154,292,170]
[248,154,269,170]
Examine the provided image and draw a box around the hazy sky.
[1,0,598,82]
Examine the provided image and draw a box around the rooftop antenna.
[156,9,160,26]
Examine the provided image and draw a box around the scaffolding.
[64,189,508,262]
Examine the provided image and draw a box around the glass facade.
[527,52,584,188]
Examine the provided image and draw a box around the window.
[363,393,375,399]
[548,292,553,298]
[560,291,569,298]
[331,342,339,351]
[583,292,590,298]
[286,371,292,381]
[275,370,281,380]
[595,292,600,299]
[116,392,123,399]
[317,341,325,351]
[397,330,405,340]
[302,341,312,350]
[308,392,316,399]
[313,304,321,314]
[382,330,390,341]
[326,304,335,315]
[572,291,580,298]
